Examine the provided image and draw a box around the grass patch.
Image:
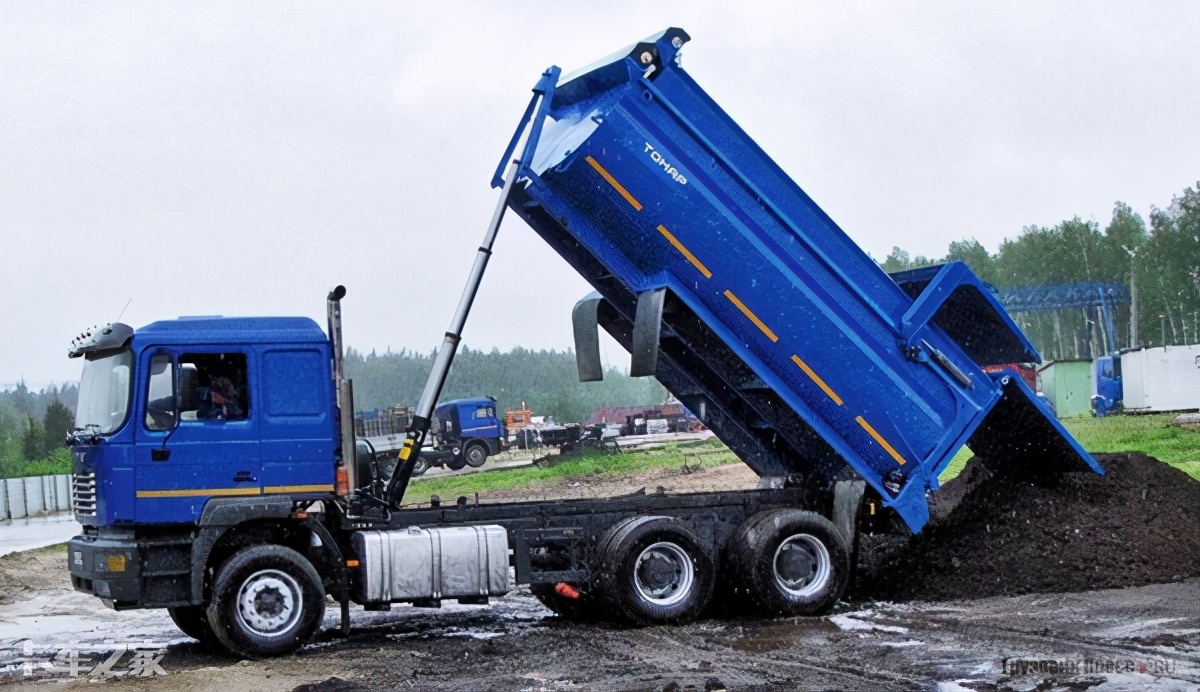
[938,414,1200,483]
[1061,413,1200,480]
[403,440,739,504]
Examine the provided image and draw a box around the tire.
[168,605,218,645]
[598,516,715,626]
[205,544,325,658]
[464,442,488,468]
[529,584,603,622]
[410,457,428,477]
[445,453,468,471]
[728,509,850,617]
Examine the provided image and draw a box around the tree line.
[346,345,667,425]
[0,383,78,478]
[879,182,1199,360]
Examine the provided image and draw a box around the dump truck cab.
[434,396,505,467]
[69,316,337,528]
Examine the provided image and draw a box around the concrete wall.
[0,474,72,520]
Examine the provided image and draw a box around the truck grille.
[72,471,96,518]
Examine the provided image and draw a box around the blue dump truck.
[65,29,1101,658]
[355,398,505,475]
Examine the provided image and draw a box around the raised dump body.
[496,28,1101,532]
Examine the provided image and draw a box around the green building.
[1037,360,1094,418]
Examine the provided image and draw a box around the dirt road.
[0,460,1196,690]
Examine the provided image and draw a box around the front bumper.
[67,535,142,608]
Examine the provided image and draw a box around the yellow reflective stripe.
[657,224,712,279]
[138,484,335,498]
[585,155,643,211]
[723,290,778,342]
[263,485,335,494]
[855,415,906,466]
[791,355,843,406]
[136,487,261,498]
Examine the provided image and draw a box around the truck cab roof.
[135,316,328,346]
[436,396,497,414]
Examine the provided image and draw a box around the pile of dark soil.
[859,452,1200,602]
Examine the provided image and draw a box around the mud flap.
[631,288,666,377]
[833,480,866,548]
[968,375,1104,476]
[572,292,605,382]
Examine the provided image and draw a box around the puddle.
[828,613,909,634]
[730,617,839,652]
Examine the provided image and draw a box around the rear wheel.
[464,443,488,468]
[168,605,218,645]
[729,509,849,616]
[599,516,714,625]
[410,457,429,476]
[206,544,325,658]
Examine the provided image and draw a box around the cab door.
[134,348,262,523]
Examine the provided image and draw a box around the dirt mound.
[859,452,1200,602]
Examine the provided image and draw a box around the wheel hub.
[236,569,302,637]
[633,542,694,606]
[773,534,831,597]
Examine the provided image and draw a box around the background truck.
[356,398,506,474]
[1092,344,1200,415]
[65,28,1100,659]
[432,396,506,468]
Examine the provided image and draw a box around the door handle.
[151,448,171,462]
[233,471,257,483]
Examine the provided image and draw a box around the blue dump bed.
[496,29,1101,532]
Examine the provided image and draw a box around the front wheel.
[464,443,488,468]
[206,544,325,658]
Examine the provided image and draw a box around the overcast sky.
[2,1,1198,389]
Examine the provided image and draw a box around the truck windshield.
[76,349,133,435]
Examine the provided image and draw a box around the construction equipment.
[505,403,534,430]
[64,29,1101,659]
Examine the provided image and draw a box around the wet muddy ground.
[0,458,1196,690]
[0,562,1196,691]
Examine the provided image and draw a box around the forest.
[879,183,1199,360]
[1,181,1195,478]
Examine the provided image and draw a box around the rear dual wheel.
[728,509,850,616]
[598,517,715,625]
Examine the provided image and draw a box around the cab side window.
[474,406,494,420]
[145,352,176,431]
[179,353,250,422]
